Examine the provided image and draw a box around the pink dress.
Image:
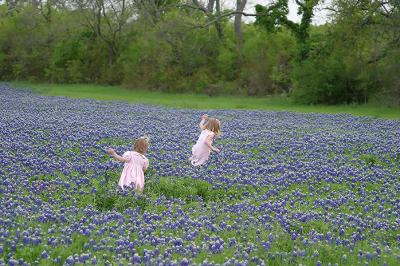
[190,129,215,166]
[118,151,149,191]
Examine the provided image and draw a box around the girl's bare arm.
[205,135,220,153]
[199,119,207,130]
[199,114,208,130]
[107,148,129,163]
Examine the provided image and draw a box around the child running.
[190,114,221,166]
[107,136,149,193]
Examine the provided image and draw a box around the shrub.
[94,190,117,211]
[148,176,212,201]
[359,154,379,167]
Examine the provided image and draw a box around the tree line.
[0,0,399,105]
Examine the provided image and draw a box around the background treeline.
[0,0,399,105]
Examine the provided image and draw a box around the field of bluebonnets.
[1,84,399,265]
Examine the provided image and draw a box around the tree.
[234,0,247,50]
[329,0,400,104]
[72,0,136,66]
[255,0,320,60]
[133,0,179,24]
[182,0,226,41]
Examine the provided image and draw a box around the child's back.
[118,151,149,191]
[107,136,149,193]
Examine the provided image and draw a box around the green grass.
[10,81,400,119]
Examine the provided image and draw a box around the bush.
[148,176,212,201]
[291,36,366,104]
[374,49,400,106]
[240,26,295,95]
[114,193,148,212]
[94,190,117,211]
[147,176,256,202]
[46,39,86,83]
[359,154,380,167]
[93,171,149,212]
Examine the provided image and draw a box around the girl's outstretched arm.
[205,135,220,153]
[143,158,149,173]
[107,148,129,163]
[199,114,208,130]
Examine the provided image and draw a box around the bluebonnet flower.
[1,85,400,264]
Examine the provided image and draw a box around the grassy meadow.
[12,82,400,120]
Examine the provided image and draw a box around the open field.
[11,82,400,120]
[1,84,399,265]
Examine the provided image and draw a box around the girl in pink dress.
[190,114,221,166]
[107,136,149,193]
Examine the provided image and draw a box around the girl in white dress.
[190,114,221,166]
[107,136,149,193]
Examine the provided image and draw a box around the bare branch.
[191,0,208,13]
[191,11,258,29]
[295,0,305,9]
[323,7,338,13]
[178,3,208,13]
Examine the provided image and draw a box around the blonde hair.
[205,118,221,136]
[133,136,149,155]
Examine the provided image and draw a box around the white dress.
[190,129,215,166]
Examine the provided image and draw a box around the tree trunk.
[234,0,247,51]
[214,0,224,41]
[234,0,247,80]
[31,0,41,7]
[108,45,115,66]
[207,0,215,12]
[5,0,17,11]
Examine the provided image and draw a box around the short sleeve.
[122,151,132,162]
[143,157,149,171]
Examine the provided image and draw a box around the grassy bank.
[10,81,400,119]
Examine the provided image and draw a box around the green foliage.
[0,1,399,105]
[359,154,380,167]
[122,10,223,93]
[46,38,86,83]
[291,53,364,104]
[215,44,237,81]
[114,194,149,212]
[149,176,212,201]
[146,176,256,202]
[93,173,116,211]
[375,47,400,106]
[0,6,50,80]
[122,25,174,90]
[290,0,398,105]
[255,0,320,60]
[89,171,254,215]
[240,26,295,95]
[92,171,149,212]
[94,190,117,211]
[255,0,289,32]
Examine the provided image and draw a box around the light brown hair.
[133,136,149,155]
[205,118,221,136]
